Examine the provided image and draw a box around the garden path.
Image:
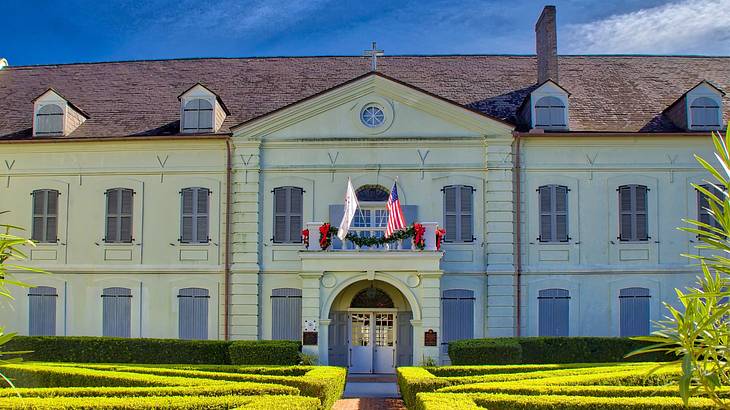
[333,374,406,410]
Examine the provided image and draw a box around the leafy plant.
[298,352,319,366]
[629,127,730,409]
[0,211,46,388]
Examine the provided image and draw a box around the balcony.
[302,222,442,252]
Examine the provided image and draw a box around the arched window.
[356,185,389,202]
[534,96,566,128]
[35,104,64,135]
[538,288,569,336]
[690,96,721,128]
[102,287,132,338]
[619,287,650,336]
[350,287,394,308]
[183,99,214,133]
[29,286,57,336]
[441,290,475,356]
[271,288,302,340]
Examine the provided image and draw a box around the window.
[534,96,566,128]
[178,287,209,340]
[35,104,64,135]
[618,185,648,242]
[273,186,303,243]
[360,105,385,128]
[443,185,474,243]
[182,98,214,133]
[28,286,57,336]
[690,97,721,129]
[102,287,132,338]
[538,185,568,242]
[619,287,650,336]
[105,188,133,243]
[31,189,59,243]
[356,185,389,202]
[181,187,210,243]
[441,290,475,356]
[698,184,724,232]
[538,288,569,336]
[271,288,302,340]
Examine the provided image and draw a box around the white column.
[419,271,443,363]
[299,271,323,357]
[304,222,323,251]
[318,319,330,365]
[421,222,438,251]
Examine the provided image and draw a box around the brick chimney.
[535,5,558,84]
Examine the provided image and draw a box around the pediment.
[231,73,514,140]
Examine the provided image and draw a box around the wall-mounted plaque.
[303,331,318,346]
[424,329,437,346]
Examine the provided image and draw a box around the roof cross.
[363,41,384,72]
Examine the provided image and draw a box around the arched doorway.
[328,280,413,373]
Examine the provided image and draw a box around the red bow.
[319,223,332,250]
[413,223,426,250]
[302,229,310,248]
[435,228,446,251]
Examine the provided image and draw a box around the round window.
[360,105,385,128]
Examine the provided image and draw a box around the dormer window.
[690,96,721,129]
[183,98,214,133]
[178,83,229,134]
[35,104,64,135]
[534,96,566,128]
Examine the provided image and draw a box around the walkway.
[333,374,406,410]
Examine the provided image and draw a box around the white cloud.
[566,0,730,55]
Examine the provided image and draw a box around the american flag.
[385,181,406,238]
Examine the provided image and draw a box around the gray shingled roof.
[1,55,729,139]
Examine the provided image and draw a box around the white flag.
[338,178,359,241]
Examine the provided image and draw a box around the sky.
[2,0,730,66]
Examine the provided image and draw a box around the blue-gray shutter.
[102,287,132,337]
[328,311,349,366]
[31,189,59,243]
[400,205,418,250]
[28,286,57,336]
[273,187,303,244]
[443,186,457,242]
[178,287,209,340]
[396,311,413,366]
[538,288,569,336]
[441,289,475,357]
[459,186,474,242]
[619,185,648,242]
[272,288,302,340]
[181,188,210,243]
[105,188,133,243]
[36,104,64,135]
[698,184,724,231]
[443,185,474,243]
[620,287,650,337]
[329,204,345,249]
[539,185,568,242]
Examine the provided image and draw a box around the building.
[1,6,728,372]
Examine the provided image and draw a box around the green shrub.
[448,337,673,365]
[0,394,320,409]
[4,336,232,364]
[434,393,717,409]
[425,363,621,377]
[396,367,452,409]
[448,338,521,365]
[0,382,299,398]
[438,382,688,397]
[229,340,301,365]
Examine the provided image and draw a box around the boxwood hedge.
[448,337,673,365]
[229,340,301,365]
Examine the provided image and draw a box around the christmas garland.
[303,224,447,251]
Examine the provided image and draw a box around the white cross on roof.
[363,42,384,72]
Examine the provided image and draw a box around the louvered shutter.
[620,287,650,336]
[539,186,553,242]
[443,186,457,242]
[441,290,475,357]
[181,188,194,242]
[538,288,569,336]
[619,186,634,241]
[28,286,57,336]
[197,100,214,130]
[106,189,119,242]
[31,190,59,243]
[459,186,474,242]
[106,188,133,243]
[196,188,210,243]
[178,287,209,340]
[289,188,303,243]
[102,287,132,338]
[271,288,302,340]
[554,185,568,241]
[635,185,648,240]
[120,189,133,242]
[273,188,288,243]
[183,100,200,131]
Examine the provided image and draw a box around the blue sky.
[3,0,730,66]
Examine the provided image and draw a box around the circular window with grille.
[360,105,385,128]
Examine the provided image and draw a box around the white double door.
[349,311,396,373]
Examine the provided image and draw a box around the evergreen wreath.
[318,223,426,250]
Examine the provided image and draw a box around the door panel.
[373,313,396,373]
[396,312,413,366]
[350,313,372,373]
[328,311,349,366]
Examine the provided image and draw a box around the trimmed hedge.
[229,340,301,365]
[448,337,673,365]
[396,367,452,408]
[416,393,718,410]
[4,336,231,364]
[0,394,320,410]
[0,382,299,398]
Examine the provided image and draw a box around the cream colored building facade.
[1,5,728,372]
